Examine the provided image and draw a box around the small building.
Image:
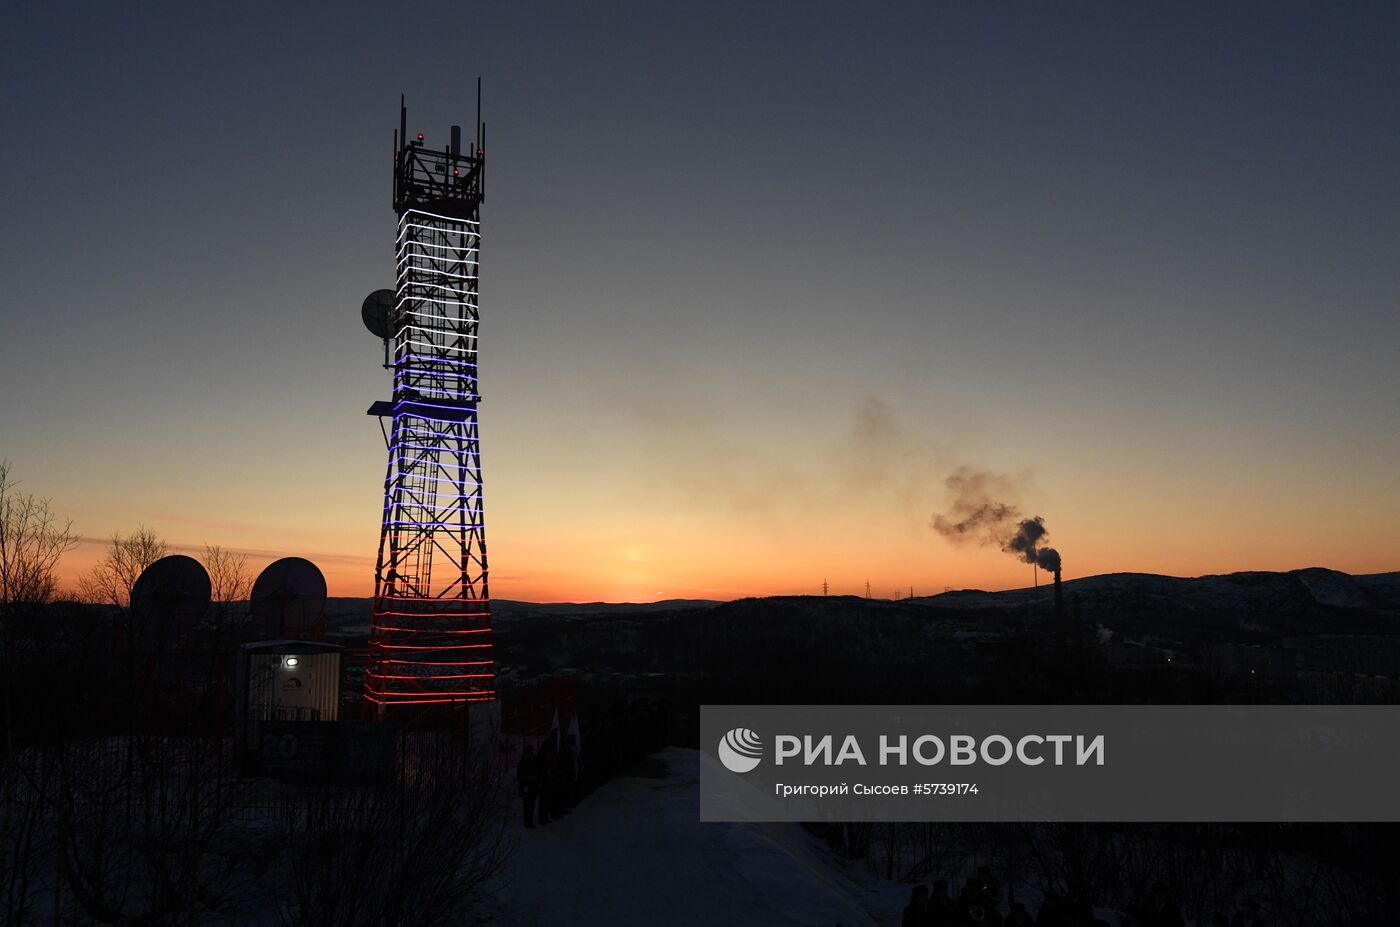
[236,640,343,723]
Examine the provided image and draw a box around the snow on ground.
[487,747,885,926]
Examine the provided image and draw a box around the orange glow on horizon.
[27,396,1400,607]
[49,523,1399,605]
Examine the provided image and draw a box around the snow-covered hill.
[926,567,1400,616]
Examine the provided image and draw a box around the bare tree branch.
[203,545,251,607]
[0,460,78,615]
[78,527,168,610]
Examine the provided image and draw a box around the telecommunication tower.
[361,91,495,714]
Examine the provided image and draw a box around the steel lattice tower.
[364,95,495,713]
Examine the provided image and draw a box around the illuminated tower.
[362,93,494,713]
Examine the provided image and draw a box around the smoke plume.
[930,467,1061,574]
[1006,516,1061,572]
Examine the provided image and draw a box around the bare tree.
[204,544,251,608]
[0,460,78,615]
[1,461,79,761]
[49,734,251,926]
[204,544,252,682]
[1,745,55,925]
[78,527,168,609]
[277,740,512,927]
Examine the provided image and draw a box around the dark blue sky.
[2,2,1397,597]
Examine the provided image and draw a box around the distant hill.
[472,568,1400,697]
[929,567,1400,609]
[316,569,1400,697]
[920,567,1400,638]
[322,597,718,636]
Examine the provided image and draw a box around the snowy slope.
[487,748,881,926]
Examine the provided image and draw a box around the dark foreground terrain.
[4,568,1398,925]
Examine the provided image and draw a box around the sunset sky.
[2,2,1397,601]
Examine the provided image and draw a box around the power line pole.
[821,578,828,596]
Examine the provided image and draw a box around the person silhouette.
[1230,898,1265,927]
[554,735,578,816]
[903,884,930,927]
[960,878,1001,926]
[517,744,541,828]
[1004,900,1033,927]
[928,880,955,926]
[537,737,557,824]
[973,866,1000,906]
[1141,882,1184,927]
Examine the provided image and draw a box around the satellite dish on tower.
[361,289,394,338]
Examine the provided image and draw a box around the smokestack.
[1054,567,1067,661]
